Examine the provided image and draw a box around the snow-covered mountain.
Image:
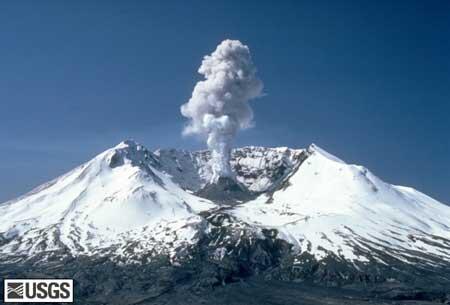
[0,141,216,261]
[232,144,450,267]
[1,140,450,285]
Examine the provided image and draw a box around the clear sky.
[0,1,449,204]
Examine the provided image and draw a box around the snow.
[155,146,304,193]
[0,140,216,257]
[232,144,450,262]
[1,140,450,266]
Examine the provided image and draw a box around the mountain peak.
[308,143,345,164]
[113,139,142,150]
[107,139,154,168]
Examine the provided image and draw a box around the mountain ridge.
[1,140,449,261]
[1,140,450,304]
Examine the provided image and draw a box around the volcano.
[1,140,449,304]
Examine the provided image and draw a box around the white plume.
[181,39,263,182]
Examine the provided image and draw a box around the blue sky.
[0,0,449,203]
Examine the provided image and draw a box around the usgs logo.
[3,279,73,303]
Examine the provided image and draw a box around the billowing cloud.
[181,39,263,182]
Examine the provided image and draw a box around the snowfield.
[0,140,215,258]
[1,140,449,268]
[232,144,450,263]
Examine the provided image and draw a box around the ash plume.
[181,39,263,182]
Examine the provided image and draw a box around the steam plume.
[181,39,263,182]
